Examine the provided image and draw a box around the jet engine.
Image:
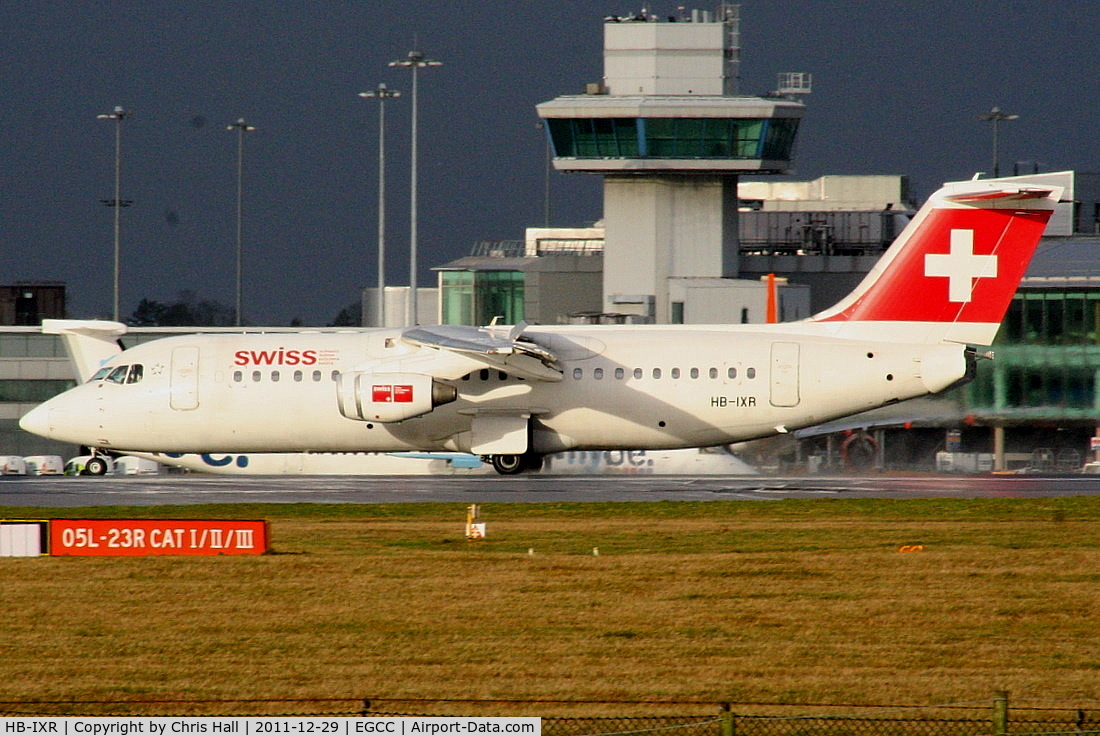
[336,372,457,423]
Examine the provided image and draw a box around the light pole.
[389,50,442,325]
[359,83,401,327]
[227,118,255,326]
[97,105,132,322]
[978,106,1018,178]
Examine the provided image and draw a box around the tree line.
[127,291,360,327]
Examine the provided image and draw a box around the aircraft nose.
[19,403,53,438]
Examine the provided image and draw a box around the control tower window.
[762,118,800,160]
[547,117,797,162]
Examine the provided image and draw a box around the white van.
[23,455,64,475]
[115,456,160,475]
[0,456,27,475]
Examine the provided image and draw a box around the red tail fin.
[810,176,1064,345]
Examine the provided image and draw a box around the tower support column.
[603,173,740,322]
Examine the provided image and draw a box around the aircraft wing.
[401,323,563,382]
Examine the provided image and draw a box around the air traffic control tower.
[536,5,805,323]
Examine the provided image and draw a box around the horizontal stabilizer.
[42,319,128,382]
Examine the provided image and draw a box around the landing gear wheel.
[491,454,525,475]
[490,452,544,475]
[84,456,109,476]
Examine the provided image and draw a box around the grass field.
[4,497,1100,710]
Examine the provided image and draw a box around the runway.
[2,472,1100,507]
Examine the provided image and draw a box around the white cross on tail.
[923,229,998,303]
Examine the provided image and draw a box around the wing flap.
[401,323,563,382]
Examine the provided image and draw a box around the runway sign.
[50,519,269,556]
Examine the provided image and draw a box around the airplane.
[34,323,758,477]
[20,173,1066,475]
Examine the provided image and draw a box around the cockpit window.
[94,363,144,385]
[105,366,129,384]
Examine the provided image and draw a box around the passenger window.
[106,365,128,384]
[594,368,604,380]
[126,364,143,384]
[634,368,643,379]
[671,368,680,379]
[331,370,340,381]
[709,367,718,379]
[573,368,583,380]
[615,367,625,380]
[252,370,262,382]
[652,368,661,379]
[480,369,490,381]
[233,371,243,383]
[728,367,737,379]
[690,368,699,379]
[271,371,280,382]
[747,367,756,379]
[294,370,303,382]
[313,370,322,382]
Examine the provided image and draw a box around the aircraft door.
[769,342,800,408]
[170,346,200,410]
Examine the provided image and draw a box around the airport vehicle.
[0,456,27,475]
[114,455,160,475]
[128,447,755,475]
[146,451,490,475]
[63,455,115,476]
[23,455,64,475]
[541,447,757,475]
[20,174,1064,474]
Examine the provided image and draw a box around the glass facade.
[966,289,1100,415]
[547,117,799,161]
[440,271,525,326]
[1000,290,1100,345]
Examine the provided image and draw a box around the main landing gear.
[487,452,544,475]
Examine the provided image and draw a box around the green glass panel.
[549,117,791,160]
[761,118,798,159]
[440,271,476,325]
[645,118,677,156]
[546,120,575,157]
[612,119,639,156]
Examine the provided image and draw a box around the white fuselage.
[28,324,968,456]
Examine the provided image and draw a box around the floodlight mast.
[96,105,132,322]
[359,83,402,327]
[227,118,256,326]
[978,106,1019,178]
[389,50,442,325]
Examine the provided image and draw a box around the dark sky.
[4,1,1099,325]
